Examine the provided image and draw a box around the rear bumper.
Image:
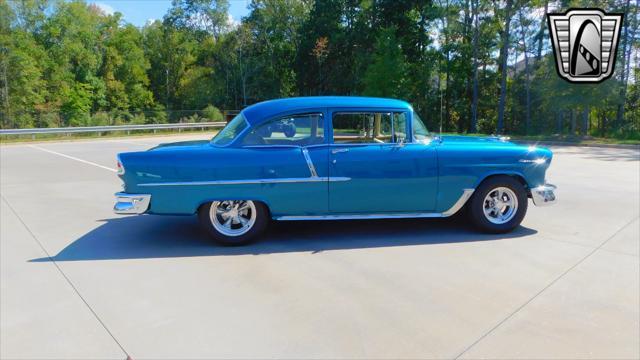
[531,184,557,206]
[114,192,151,214]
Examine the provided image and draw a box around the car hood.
[148,139,211,151]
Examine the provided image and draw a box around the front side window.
[242,113,325,146]
[332,112,407,144]
[393,112,407,143]
[412,112,430,142]
[211,113,248,146]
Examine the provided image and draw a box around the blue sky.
[88,0,251,27]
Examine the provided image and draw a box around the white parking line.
[27,144,117,172]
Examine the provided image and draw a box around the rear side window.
[332,112,407,144]
[242,113,325,146]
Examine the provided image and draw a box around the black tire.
[198,200,270,246]
[468,176,528,233]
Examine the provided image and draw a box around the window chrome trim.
[304,143,329,149]
[138,177,351,187]
[301,148,318,177]
[274,188,475,220]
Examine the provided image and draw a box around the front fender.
[435,144,552,212]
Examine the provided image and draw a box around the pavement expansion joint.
[454,216,640,359]
[1,195,130,359]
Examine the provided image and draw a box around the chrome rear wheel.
[199,200,268,246]
[210,200,257,236]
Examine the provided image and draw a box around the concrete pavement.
[1,135,638,359]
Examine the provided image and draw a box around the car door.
[239,111,330,216]
[328,110,438,213]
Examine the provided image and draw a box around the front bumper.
[531,184,557,206]
[114,192,151,214]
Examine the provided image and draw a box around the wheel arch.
[196,197,273,215]
[474,172,529,191]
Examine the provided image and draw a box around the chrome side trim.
[441,188,475,216]
[242,145,300,148]
[531,183,557,206]
[275,188,475,221]
[519,158,547,164]
[138,177,351,187]
[301,148,318,177]
[275,213,443,221]
[114,192,151,214]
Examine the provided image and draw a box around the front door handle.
[331,148,350,154]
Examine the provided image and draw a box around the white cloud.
[92,2,115,16]
[227,13,240,29]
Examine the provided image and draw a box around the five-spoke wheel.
[469,176,528,233]
[210,200,257,236]
[482,187,519,224]
[198,200,269,245]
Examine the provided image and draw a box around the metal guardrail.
[0,122,227,135]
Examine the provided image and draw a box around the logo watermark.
[547,8,623,83]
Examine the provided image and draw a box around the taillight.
[116,156,125,175]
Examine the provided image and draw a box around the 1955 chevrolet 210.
[114,96,557,245]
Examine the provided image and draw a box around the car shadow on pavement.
[30,214,537,262]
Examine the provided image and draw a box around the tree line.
[1,0,638,139]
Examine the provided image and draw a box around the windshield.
[412,112,430,141]
[211,113,248,146]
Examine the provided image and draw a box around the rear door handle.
[331,148,350,154]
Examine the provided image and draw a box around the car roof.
[241,96,412,125]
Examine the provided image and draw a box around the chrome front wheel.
[468,176,528,234]
[482,187,519,224]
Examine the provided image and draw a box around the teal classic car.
[114,97,557,245]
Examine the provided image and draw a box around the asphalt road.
[1,135,639,360]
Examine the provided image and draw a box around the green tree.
[102,17,154,111]
[61,82,92,126]
[363,27,407,98]
[202,104,223,121]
